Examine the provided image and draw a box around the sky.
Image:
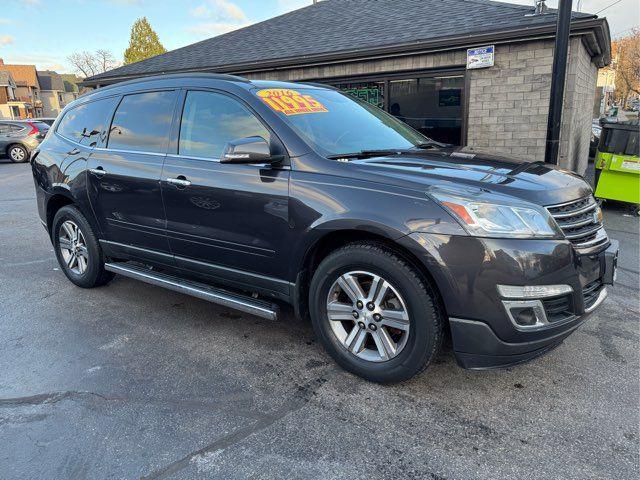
[0,0,637,74]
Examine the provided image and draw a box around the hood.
[350,149,592,206]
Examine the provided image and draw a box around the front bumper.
[450,240,618,369]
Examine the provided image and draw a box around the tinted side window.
[57,97,118,146]
[108,91,176,154]
[179,91,270,159]
[0,124,10,134]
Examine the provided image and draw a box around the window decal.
[257,89,328,116]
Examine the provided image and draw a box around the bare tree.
[95,49,118,73]
[67,50,119,78]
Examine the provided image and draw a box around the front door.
[161,90,291,295]
[87,90,178,261]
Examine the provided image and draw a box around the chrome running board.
[104,262,279,321]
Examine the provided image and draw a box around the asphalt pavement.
[1,159,638,480]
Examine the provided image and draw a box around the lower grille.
[546,196,608,249]
[583,279,604,310]
[542,295,573,323]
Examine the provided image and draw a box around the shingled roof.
[84,0,610,86]
[37,71,65,91]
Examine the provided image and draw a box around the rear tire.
[309,242,443,383]
[8,144,28,163]
[52,205,114,288]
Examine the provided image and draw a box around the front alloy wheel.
[310,242,443,383]
[326,271,410,362]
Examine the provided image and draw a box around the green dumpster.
[594,119,640,212]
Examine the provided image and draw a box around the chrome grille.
[546,196,608,249]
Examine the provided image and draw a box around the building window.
[333,81,385,109]
[331,73,465,146]
[388,76,464,145]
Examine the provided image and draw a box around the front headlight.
[430,188,561,238]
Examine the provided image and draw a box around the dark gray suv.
[0,120,49,162]
[31,74,619,383]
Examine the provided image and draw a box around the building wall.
[240,38,597,173]
[561,37,598,174]
[466,41,553,163]
[40,90,62,117]
[0,104,13,119]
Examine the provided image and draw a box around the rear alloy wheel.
[58,220,90,275]
[8,144,28,163]
[52,205,114,288]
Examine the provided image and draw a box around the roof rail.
[89,72,251,92]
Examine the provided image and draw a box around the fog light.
[511,307,538,326]
[502,300,549,330]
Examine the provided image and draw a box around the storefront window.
[334,81,384,109]
[388,76,464,145]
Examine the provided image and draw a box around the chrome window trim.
[164,153,290,170]
[54,132,167,157]
[166,153,221,163]
[93,146,167,157]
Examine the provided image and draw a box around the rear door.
[87,90,178,262]
[0,123,11,152]
[161,89,291,295]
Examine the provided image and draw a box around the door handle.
[89,167,106,176]
[166,176,191,188]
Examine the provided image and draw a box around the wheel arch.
[292,228,448,324]
[45,191,75,237]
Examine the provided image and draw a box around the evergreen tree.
[123,17,166,65]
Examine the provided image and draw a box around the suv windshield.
[253,87,429,157]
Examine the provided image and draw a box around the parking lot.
[0,160,638,479]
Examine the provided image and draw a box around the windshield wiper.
[327,148,419,160]
[327,142,450,160]
[414,140,449,149]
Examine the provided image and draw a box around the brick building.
[0,59,43,118]
[82,0,611,174]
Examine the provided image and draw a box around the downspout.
[544,0,573,165]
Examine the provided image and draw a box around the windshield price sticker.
[257,89,328,115]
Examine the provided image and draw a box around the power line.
[596,0,623,15]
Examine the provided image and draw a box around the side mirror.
[220,136,283,164]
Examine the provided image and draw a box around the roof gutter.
[81,17,611,88]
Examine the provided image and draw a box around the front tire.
[8,144,28,163]
[309,242,443,383]
[52,205,114,288]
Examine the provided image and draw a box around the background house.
[82,0,611,174]
[0,71,20,119]
[60,73,83,104]
[0,59,43,118]
[37,70,68,117]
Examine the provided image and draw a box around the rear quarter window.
[57,96,119,147]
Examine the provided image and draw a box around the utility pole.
[544,0,573,165]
